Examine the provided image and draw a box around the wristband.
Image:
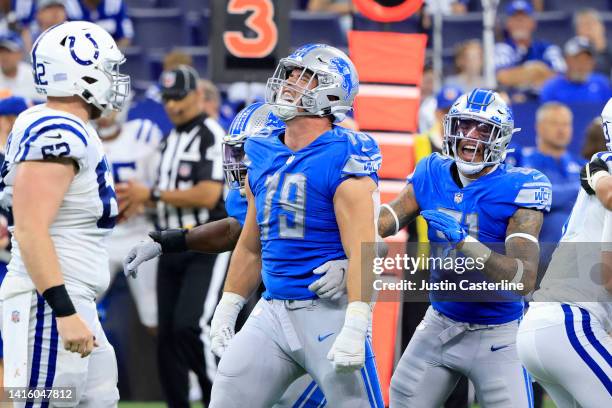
[381,204,399,235]
[149,229,188,253]
[42,284,76,317]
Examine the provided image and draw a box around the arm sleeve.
[14,126,88,170]
[543,44,566,73]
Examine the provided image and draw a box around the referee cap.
[160,65,199,101]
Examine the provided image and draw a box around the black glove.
[580,157,609,195]
[149,229,188,253]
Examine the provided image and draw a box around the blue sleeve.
[510,168,552,212]
[225,189,248,227]
[406,153,438,209]
[329,130,381,194]
[542,44,566,73]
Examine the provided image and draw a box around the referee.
[116,65,228,407]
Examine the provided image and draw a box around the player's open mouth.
[459,144,481,162]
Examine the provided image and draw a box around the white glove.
[327,301,371,373]
[123,239,162,279]
[210,292,246,358]
[308,259,348,301]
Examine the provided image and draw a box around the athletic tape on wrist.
[460,235,492,264]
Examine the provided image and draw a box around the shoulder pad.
[508,167,552,212]
[341,131,381,177]
[11,116,89,167]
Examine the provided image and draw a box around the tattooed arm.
[459,208,543,295]
[378,184,420,238]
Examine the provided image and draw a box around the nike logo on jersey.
[490,344,510,352]
[318,332,334,342]
[46,134,62,139]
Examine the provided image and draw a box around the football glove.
[580,157,609,195]
[308,259,348,301]
[327,301,371,373]
[421,210,467,246]
[123,239,162,279]
[210,292,246,358]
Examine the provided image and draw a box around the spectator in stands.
[582,117,607,160]
[198,79,221,122]
[506,102,584,245]
[70,0,133,48]
[0,0,35,51]
[421,84,463,152]
[574,8,612,78]
[418,63,436,133]
[540,36,612,104]
[444,39,486,92]
[0,32,39,101]
[34,0,68,39]
[421,0,469,31]
[495,0,565,96]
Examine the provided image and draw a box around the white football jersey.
[0,104,118,300]
[535,152,612,330]
[102,118,161,246]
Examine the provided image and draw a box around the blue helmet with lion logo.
[265,43,359,123]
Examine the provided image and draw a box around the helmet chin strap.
[272,104,298,121]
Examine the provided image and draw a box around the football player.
[379,89,551,407]
[209,44,384,407]
[97,96,162,329]
[123,101,349,407]
[0,21,128,405]
[516,99,612,407]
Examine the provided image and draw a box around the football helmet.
[265,43,359,123]
[31,21,130,114]
[223,102,285,192]
[601,97,612,152]
[443,88,515,175]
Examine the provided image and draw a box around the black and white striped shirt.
[155,113,226,229]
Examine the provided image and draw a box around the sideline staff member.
[116,65,227,408]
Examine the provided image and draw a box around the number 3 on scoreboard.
[224,0,278,58]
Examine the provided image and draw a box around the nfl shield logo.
[178,163,192,178]
[11,310,20,323]
[454,192,463,204]
[162,72,176,88]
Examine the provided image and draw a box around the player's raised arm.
[378,183,420,238]
[209,177,262,357]
[13,158,96,357]
[327,175,377,372]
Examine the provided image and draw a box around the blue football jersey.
[225,188,248,226]
[245,126,381,300]
[409,153,552,324]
